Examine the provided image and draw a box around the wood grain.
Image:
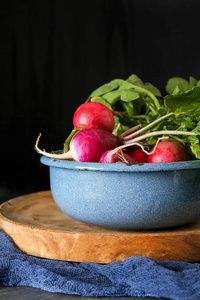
[0,190,199,263]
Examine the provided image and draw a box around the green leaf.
[172,86,181,95]
[102,90,121,105]
[99,79,133,105]
[113,114,138,136]
[120,89,140,102]
[166,76,199,94]
[164,87,200,121]
[90,96,113,110]
[117,112,139,127]
[189,76,197,89]
[120,101,135,116]
[188,135,200,159]
[175,116,196,131]
[89,80,119,98]
[126,74,143,86]
[143,82,162,97]
[127,75,161,97]
[116,79,134,90]
[165,77,189,94]
[191,143,200,159]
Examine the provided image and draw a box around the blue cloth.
[0,230,200,300]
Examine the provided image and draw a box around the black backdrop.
[1,0,200,202]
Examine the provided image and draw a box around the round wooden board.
[0,190,200,263]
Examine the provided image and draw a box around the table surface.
[0,286,168,300]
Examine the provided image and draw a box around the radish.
[73,102,115,132]
[99,150,137,163]
[126,147,148,163]
[35,129,120,162]
[147,140,190,163]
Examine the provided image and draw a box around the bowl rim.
[40,154,200,173]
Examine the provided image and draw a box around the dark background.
[1,0,200,203]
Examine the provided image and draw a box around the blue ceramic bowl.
[41,155,200,230]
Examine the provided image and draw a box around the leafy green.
[164,87,200,121]
[88,80,119,98]
[87,75,162,116]
[102,89,122,105]
[120,89,140,102]
[166,77,190,94]
[190,135,200,158]
[64,73,200,160]
[90,96,113,110]
[166,76,200,95]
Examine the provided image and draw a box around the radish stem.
[122,130,200,145]
[63,128,79,152]
[119,124,142,139]
[128,114,148,120]
[121,112,174,141]
[128,84,161,110]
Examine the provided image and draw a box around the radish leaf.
[164,87,200,121]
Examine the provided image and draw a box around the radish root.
[107,136,169,162]
[116,150,129,163]
[35,133,72,160]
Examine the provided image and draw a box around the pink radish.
[99,150,137,163]
[35,129,120,162]
[126,147,148,163]
[73,102,115,132]
[147,140,190,163]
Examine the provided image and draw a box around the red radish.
[126,147,148,163]
[99,150,137,163]
[73,102,115,132]
[147,140,190,163]
[35,129,119,162]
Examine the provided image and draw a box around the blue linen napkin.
[0,230,200,300]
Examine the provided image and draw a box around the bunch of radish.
[35,101,193,164]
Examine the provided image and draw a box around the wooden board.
[0,190,200,263]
